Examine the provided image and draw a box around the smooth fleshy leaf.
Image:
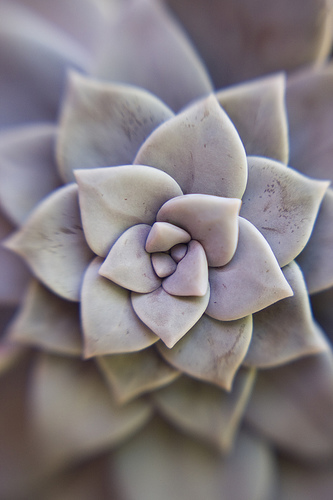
[0,124,61,225]
[217,73,289,163]
[97,348,180,405]
[245,351,333,459]
[0,211,30,305]
[166,0,333,89]
[134,95,248,198]
[171,243,187,262]
[151,253,177,278]
[4,184,94,302]
[30,353,153,468]
[157,194,241,267]
[153,368,256,452]
[158,313,253,390]
[244,261,329,368]
[297,188,333,294]
[0,1,88,128]
[7,280,82,357]
[145,222,191,253]
[92,0,213,111]
[75,165,183,257]
[206,217,293,321]
[82,258,158,357]
[131,286,210,348]
[99,224,161,293]
[110,418,277,500]
[240,156,329,267]
[286,64,333,183]
[162,240,208,296]
[57,72,174,183]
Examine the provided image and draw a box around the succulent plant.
[1,1,333,499]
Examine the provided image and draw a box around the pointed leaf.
[7,280,82,356]
[217,73,289,163]
[97,348,180,405]
[92,0,213,111]
[57,72,174,182]
[135,95,248,198]
[31,353,153,468]
[4,184,94,302]
[244,261,329,368]
[297,188,333,294]
[246,351,333,459]
[82,257,158,357]
[240,156,329,267]
[153,368,256,452]
[287,65,333,183]
[162,240,208,296]
[99,224,161,293]
[132,286,210,348]
[75,165,183,257]
[157,194,241,267]
[145,222,191,253]
[0,124,61,225]
[206,217,293,321]
[111,418,277,500]
[158,313,253,390]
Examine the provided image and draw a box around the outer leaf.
[0,124,61,225]
[157,194,241,267]
[287,64,333,183]
[97,348,180,405]
[0,1,88,128]
[244,261,329,368]
[0,355,51,499]
[57,72,174,183]
[75,165,183,257]
[0,211,30,305]
[278,457,333,500]
[4,184,94,302]
[311,287,333,346]
[153,368,256,452]
[158,313,253,390]
[100,224,161,293]
[297,188,333,294]
[240,156,329,267]
[92,0,213,111]
[82,258,158,357]
[217,73,289,163]
[110,417,277,500]
[206,217,293,321]
[245,351,333,459]
[30,353,153,469]
[7,280,82,357]
[166,0,333,89]
[134,95,248,198]
[131,286,210,348]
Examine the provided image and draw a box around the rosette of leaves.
[1,1,333,499]
[1,66,333,499]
